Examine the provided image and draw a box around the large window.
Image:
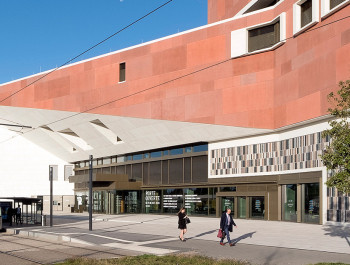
[184,188,209,215]
[231,13,285,58]
[330,0,346,9]
[321,0,349,18]
[248,21,280,52]
[302,183,320,224]
[282,184,297,222]
[237,0,283,16]
[144,190,161,213]
[293,0,319,35]
[300,0,313,27]
[163,189,183,214]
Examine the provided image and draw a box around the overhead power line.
[0,13,349,145]
[0,0,174,104]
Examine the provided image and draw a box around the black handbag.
[185,217,191,224]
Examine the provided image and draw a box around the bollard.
[41,215,46,226]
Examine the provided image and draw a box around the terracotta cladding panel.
[187,35,227,68]
[207,0,250,24]
[152,46,187,75]
[1,5,350,130]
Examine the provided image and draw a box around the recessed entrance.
[221,197,234,214]
[238,197,247,218]
[250,196,265,219]
[282,184,297,222]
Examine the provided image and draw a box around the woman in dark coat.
[178,207,188,241]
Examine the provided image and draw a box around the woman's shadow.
[232,231,256,244]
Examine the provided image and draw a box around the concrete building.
[0,0,349,224]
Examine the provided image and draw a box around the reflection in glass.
[184,188,208,215]
[163,189,183,214]
[250,197,265,219]
[302,183,320,224]
[144,190,162,213]
[170,148,183,155]
[209,188,217,216]
[221,197,234,215]
[220,186,237,192]
[150,151,162,158]
[282,184,297,222]
[238,197,246,218]
[185,146,192,153]
[193,144,208,152]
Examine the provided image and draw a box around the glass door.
[302,183,320,224]
[221,197,234,215]
[250,196,265,219]
[282,184,297,222]
[238,197,246,218]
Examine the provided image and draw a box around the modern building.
[0,0,349,224]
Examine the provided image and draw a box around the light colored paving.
[6,213,350,256]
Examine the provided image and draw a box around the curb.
[5,228,94,246]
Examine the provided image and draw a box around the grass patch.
[310,263,350,265]
[56,254,250,265]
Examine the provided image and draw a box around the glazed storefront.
[92,187,217,216]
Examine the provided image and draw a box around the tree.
[321,80,350,194]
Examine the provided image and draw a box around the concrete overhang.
[0,106,272,162]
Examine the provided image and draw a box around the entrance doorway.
[238,197,246,218]
[221,197,234,214]
[282,184,297,222]
[250,196,265,219]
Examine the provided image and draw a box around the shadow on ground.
[323,225,350,246]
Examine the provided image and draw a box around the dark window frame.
[248,20,280,53]
[119,62,126,83]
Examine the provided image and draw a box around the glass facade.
[184,188,208,215]
[238,197,247,218]
[282,184,297,222]
[144,190,161,213]
[302,183,320,224]
[91,188,217,216]
[250,197,265,219]
[163,189,184,214]
[221,197,234,214]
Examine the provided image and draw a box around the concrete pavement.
[3,213,350,264]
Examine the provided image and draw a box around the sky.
[0,0,207,84]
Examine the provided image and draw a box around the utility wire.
[0,14,349,145]
[0,0,174,104]
[40,14,350,127]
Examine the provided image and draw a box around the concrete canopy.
[0,106,272,162]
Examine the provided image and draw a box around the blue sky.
[0,0,207,84]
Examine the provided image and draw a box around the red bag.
[217,229,223,238]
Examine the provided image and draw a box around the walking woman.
[178,207,188,241]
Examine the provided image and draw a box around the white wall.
[0,127,74,197]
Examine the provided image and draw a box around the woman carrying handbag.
[178,207,189,242]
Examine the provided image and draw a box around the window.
[170,148,183,156]
[293,0,319,36]
[231,13,286,58]
[321,0,349,18]
[193,144,208,152]
[330,0,346,9]
[300,0,312,28]
[119,62,125,82]
[151,151,162,158]
[236,0,284,17]
[244,0,281,14]
[248,21,280,52]
[185,146,192,153]
[132,154,143,161]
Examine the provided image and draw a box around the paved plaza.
[2,213,350,264]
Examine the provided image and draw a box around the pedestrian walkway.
[4,213,350,264]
